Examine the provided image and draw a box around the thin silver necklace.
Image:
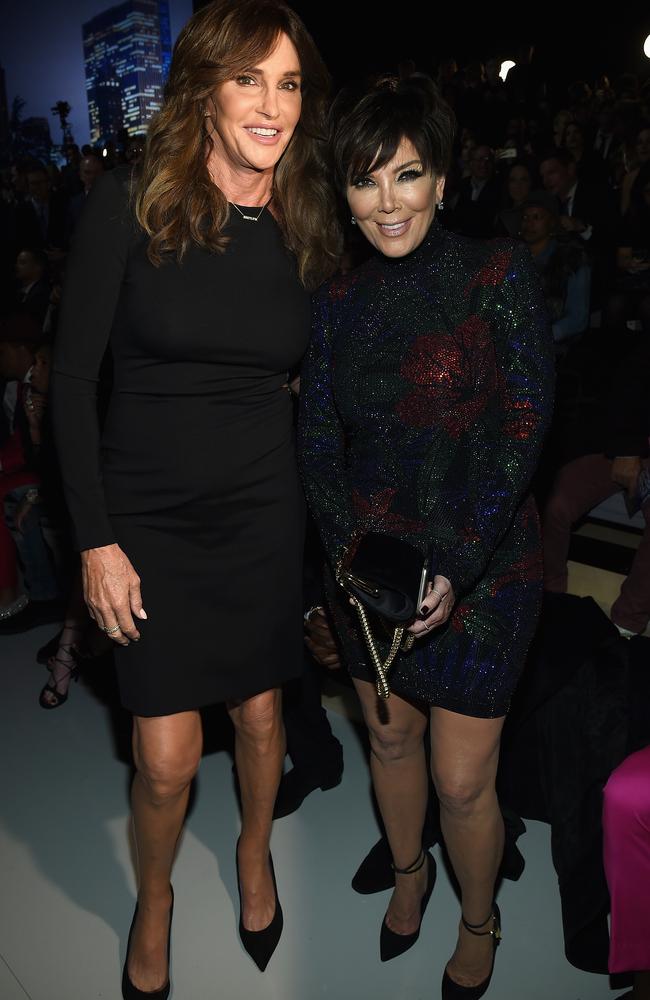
[229,196,272,223]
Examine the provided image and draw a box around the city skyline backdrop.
[2,0,192,148]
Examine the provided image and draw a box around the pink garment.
[603,745,650,973]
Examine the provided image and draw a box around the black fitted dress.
[52,168,310,716]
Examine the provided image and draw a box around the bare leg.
[430,707,505,988]
[227,688,284,931]
[353,678,429,934]
[128,711,202,991]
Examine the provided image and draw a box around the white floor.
[0,623,628,1000]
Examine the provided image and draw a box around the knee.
[135,744,201,804]
[229,689,282,748]
[433,770,492,818]
[368,721,424,764]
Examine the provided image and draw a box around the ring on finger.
[423,621,433,631]
[103,623,122,635]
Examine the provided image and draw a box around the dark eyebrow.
[393,159,422,173]
[243,67,302,78]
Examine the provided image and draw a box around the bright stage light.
[644,34,650,59]
[500,60,516,82]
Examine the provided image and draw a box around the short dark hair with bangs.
[329,74,456,192]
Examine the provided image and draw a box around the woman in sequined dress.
[299,75,554,997]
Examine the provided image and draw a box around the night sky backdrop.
[3,2,650,148]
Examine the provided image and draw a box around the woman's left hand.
[408,575,455,637]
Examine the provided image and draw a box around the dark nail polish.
[421,605,430,615]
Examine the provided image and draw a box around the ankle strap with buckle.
[391,849,426,875]
[461,911,501,940]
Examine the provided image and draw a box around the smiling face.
[346,137,444,259]
[206,32,302,179]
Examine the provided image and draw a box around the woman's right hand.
[81,544,147,645]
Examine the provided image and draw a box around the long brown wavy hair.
[134,0,341,289]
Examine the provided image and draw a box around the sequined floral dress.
[298,222,555,718]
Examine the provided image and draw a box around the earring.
[437,200,445,211]
[351,216,357,225]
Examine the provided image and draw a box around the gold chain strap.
[351,597,415,699]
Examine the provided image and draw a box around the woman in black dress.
[52,2,339,995]
[299,76,554,997]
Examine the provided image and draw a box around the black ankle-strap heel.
[380,848,437,962]
[441,903,501,999]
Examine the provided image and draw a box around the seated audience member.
[591,104,624,179]
[0,338,64,635]
[449,143,500,236]
[67,153,105,236]
[456,129,477,179]
[542,336,650,639]
[520,191,591,345]
[503,115,528,156]
[14,164,68,255]
[553,110,572,149]
[497,160,534,236]
[561,120,607,184]
[539,148,616,249]
[603,747,650,1000]
[604,164,650,335]
[620,125,650,216]
[14,248,50,326]
[0,315,44,620]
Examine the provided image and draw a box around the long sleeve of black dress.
[422,241,555,594]
[52,170,130,550]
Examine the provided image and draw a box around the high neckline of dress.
[378,218,447,267]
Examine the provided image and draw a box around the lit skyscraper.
[83,0,172,144]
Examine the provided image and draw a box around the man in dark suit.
[14,165,68,255]
[14,248,50,327]
[539,149,617,248]
[449,145,501,238]
[67,153,105,237]
[540,149,618,303]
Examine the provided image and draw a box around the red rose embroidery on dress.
[464,248,513,297]
[397,321,497,436]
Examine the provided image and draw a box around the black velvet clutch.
[338,533,434,698]
[341,532,431,623]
